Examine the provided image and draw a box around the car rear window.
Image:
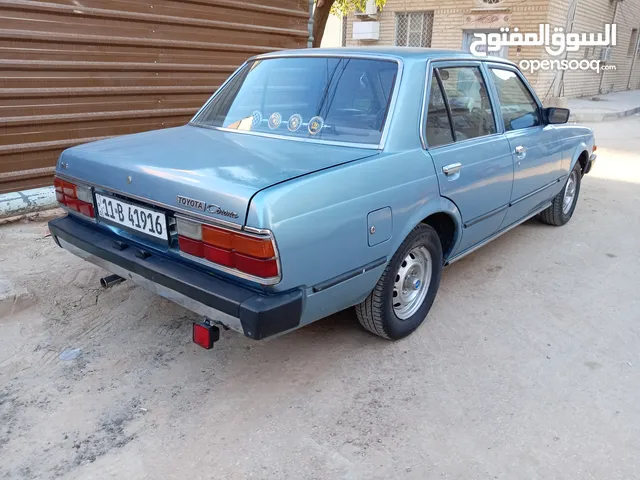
[191,56,398,146]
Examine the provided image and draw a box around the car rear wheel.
[355,224,443,340]
[537,163,582,226]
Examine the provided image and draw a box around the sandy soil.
[1,117,639,479]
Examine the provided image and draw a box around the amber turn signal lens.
[201,225,275,259]
[232,234,275,259]
[202,225,233,249]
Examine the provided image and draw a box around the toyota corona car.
[48,48,596,347]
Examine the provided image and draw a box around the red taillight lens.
[77,202,95,217]
[234,253,279,278]
[178,235,204,257]
[54,176,95,218]
[204,244,234,267]
[176,217,279,280]
[65,198,80,212]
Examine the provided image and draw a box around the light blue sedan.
[48,48,597,347]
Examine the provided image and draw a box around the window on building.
[489,68,541,131]
[435,66,496,141]
[425,73,454,147]
[395,12,433,47]
[629,29,639,57]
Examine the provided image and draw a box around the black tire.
[537,163,582,226]
[355,224,443,340]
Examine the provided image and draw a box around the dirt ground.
[1,117,639,480]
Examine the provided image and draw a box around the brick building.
[345,0,640,101]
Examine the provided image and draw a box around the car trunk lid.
[59,125,379,226]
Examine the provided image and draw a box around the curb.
[569,106,640,123]
[0,186,56,219]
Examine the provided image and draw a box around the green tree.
[313,0,386,48]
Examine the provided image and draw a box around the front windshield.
[191,56,398,145]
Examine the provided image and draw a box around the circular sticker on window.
[268,112,282,130]
[308,116,324,135]
[287,114,302,132]
[251,111,262,128]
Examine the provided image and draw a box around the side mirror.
[544,107,570,124]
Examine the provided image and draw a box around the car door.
[423,61,514,255]
[485,65,564,227]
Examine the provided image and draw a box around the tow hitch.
[192,319,220,349]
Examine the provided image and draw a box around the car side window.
[436,66,496,141]
[489,68,541,131]
[425,73,454,147]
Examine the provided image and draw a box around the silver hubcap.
[563,170,578,214]
[393,246,432,320]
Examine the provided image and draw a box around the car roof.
[254,47,514,65]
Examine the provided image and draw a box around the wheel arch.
[575,149,590,175]
[570,141,592,176]
[392,197,463,263]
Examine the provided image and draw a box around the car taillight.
[176,217,279,282]
[54,177,95,218]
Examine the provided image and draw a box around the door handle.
[442,163,462,176]
[515,145,526,154]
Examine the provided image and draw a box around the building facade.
[346,0,640,101]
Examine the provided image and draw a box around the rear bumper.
[48,216,303,340]
[584,153,597,175]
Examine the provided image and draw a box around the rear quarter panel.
[244,56,463,324]
[247,151,451,293]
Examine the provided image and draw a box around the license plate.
[95,193,168,241]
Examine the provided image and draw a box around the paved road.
[1,116,639,480]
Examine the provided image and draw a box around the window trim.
[485,63,544,132]
[189,53,404,151]
[421,59,501,150]
[435,69,457,143]
[422,70,457,148]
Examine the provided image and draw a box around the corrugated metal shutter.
[0,0,309,193]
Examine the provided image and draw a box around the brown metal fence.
[0,0,309,193]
